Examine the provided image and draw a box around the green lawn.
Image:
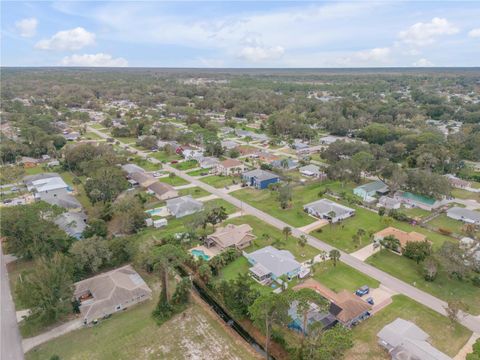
[200,175,236,188]
[452,188,480,201]
[90,124,105,130]
[173,160,198,171]
[7,259,35,310]
[150,151,182,163]
[367,250,480,315]
[399,207,431,220]
[225,215,319,260]
[312,261,379,293]
[158,175,189,186]
[186,168,209,176]
[178,187,211,198]
[130,157,161,172]
[348,295,471,359]
[24,166,46,175]
[427,214,479,237]
[25,299,254,360]
[82,131,103,140]
[203,199,238,215]
[114,136,138,144]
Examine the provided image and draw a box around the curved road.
[89,125,480,333]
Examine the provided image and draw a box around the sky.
[1,1,479,68]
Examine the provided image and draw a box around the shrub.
[438,227,452,236]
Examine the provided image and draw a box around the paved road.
[89,125,480,333]
[1,246,24,360]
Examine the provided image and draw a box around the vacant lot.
[130,157,161,171]
[204,199,239,215]
[201,175,237,188]
[158,175,189,186]
[173,160,198,171]
[312,261,379,292]
[178,187,210,198]
[150,151,182,163]
[348,295,471,359]
[26,300,255,360]
[452,188,480,201]
[427,214,479,238]
[367,250,480,315]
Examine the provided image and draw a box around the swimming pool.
[191,249,210,261]
[145,208,163,217]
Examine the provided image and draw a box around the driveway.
[22,319,83,353]
[351,243,381,261]
[297,219,328,233]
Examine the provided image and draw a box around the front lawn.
[150,151,182,163]
[200,175,236,188]
[178,187,211,198]
[203,199,238,215]
[367,249,480,315]
[348,295,471,359]
[130,157,161,172]
[399,207,431,220]
[312,261,379,293]
[452,188,480,201]
[25,299,254,360]
[186,168,209,177]
[158,175,189,186]
[173,160,198,171]
[82,132,103,140]
[427,214,479,237]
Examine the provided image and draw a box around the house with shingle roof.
[166,195,204,218]
[244,246,301,283]
[74,265,152,324]
[146,181,178,201]
[354,180,389,202]
[216,159,246,176]
[205,224,255,250]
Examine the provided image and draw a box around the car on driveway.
[355,285,370,296]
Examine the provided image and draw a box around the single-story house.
[198,156,220,169]
[242,169,280,190]
[182,149,203,160]
[374,227,427,253]
[444,174,471,189]
[254,150,279,162]
[64,132,80,141]
[446,207,480,225]
[146,182,178,200]
[288,300,337,334]
[221,140,238,150]
[377,318,452,360]
[24,173,68,193]
[354,180,389,201]
[74,265,152,324]
[244,246,301,283]
[157,140,181,152]
[146,218,168,228]
[54,211,88,239]
[377,196,402,210]
[294,279,371,328]
[166,195,204,218]
[20,156,41,168]
[292,141,309,150]
[205,223,256,250]
[303,199,355,223]
[129,171,157,188]
[36,189,81,209]
[237,146,257,156]
[270,158,299,170]
[216,159,246,176]
[319,135,342,145]
[395,191,440,211]
[121,163,145,175]
[299,164,322,178]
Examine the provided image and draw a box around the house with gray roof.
[166,195,204,218]
[242,169,279,189]
[270,158,299,170]
[24,173,81,209]
[146,182,178,201]
[299,164,326,180]
[377,318,452,360]
[354,180,389,201]
[121,163,145,175]
[54,211,88,239]
[377,196,402,210]
[74,265,152,324]
[304,199,355,223]
[244,246,301,283]
[446,207,480,225]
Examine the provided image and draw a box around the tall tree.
[329,249,341,267]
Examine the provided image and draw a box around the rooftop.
[245,246,300,278]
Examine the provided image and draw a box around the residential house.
[377,318,452,360]
[216,159,246,176]
[303,199,355,223]
[221,140,238,150]
[288,300,337,334]
[254,150,279,163]
[299,164,322,178]
[54,211,87,239]
[182,149,203,160]
[129,171,157,188]
[242,169,280,190]
[395,191,440,211]
[444,174,471,189]
[237,146,257,157]
[244,246,302,283]
[446,207,480,225]
[198,156,220,169]
[319,135,342,145]
[146,182,178,201]
[353,180,389,202]
[64,132,80,141]
[205,224,256,250]
[374,227,427,253]
[166,195,204,218]
[121,163,145,175]
[24,173,81,209]
[270,158,299,170]
[20,156,40,168]
[74,265,152,324]
[294,279,371,328]
[377,196,402,210]
[292,140,309,150]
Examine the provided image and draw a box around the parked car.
[355,285,370,296]
[366,297,374,305]
[171,160,178,164]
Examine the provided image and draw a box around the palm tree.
[357,228,366,245]
[282,226,292,243]
[329,249,341,267]
[298,235,307,257]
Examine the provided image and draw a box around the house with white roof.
[304,199,355,223]
[166,195,204,218]
[446,207,480,225]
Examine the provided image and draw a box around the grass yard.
[225,215,319,260]
[367,250,480,315]
[82,131,103,140]
[130,157,161,172]
[173,160,198,171]
[90,124,105,130]
[398,207,431,220]
[150,151,182,163]
[186,168,209,176]
[24,166,46,175]
[178,187,211,198]
[7,259,35,310]
[201,175,237,188]
[26,300,254,360]
[203,199,239,215]
[452,188,480,201]
[312,261,379,292]
[158,175,189,186]
[427,214,477,237]
[348,295,471,359]
[114,136,138,144]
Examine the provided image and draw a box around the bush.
[472,275,480,288]
[438,227,453,236]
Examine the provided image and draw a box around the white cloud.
[399,17,459,46]
[15,18,38,37]
[413,58,434,67]
[238,45,285,62]
[468,28,480,38]
[35,27,95,51]
[60,53,128,67]
[356,47,391,62]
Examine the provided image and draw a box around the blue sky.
[1,1,479,67]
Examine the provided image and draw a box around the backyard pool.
[191,249,210,261]
[145,208,163,217]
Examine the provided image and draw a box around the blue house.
[353,180,389,201]
[244,246,301,283]
[242,169,279,189]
